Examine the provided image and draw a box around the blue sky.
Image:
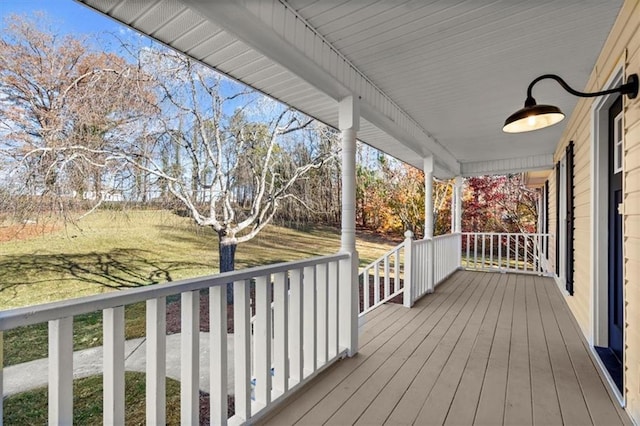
[0,0,119,33]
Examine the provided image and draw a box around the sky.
[0,0,121,34]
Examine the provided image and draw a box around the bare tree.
[0,13,156,216]
[123,49,336,278]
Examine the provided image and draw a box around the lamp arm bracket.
[527,73,638,100]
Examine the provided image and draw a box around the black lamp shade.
[503,103,565,133]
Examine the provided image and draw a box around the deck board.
[525,275,563,425]
[259,271,631,426]
[504,274,533,425]
[412,272,500,425]
[474,273,516,425]
[443,273,506,426]
[383,272,488,425]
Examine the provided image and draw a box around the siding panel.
[549,1,640,421]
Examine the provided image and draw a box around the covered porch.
[1,1,635,424]
[262,270,629,425]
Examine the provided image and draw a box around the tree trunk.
[219,237,237,304]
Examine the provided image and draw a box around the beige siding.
[551,0,640,421]
[624,3,640,418]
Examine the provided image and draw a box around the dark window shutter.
[544,180,549,256]
[565,142,575,295]
[555,162,561,277]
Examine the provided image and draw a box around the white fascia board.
[179,0,460,177]
[460,153,555,177]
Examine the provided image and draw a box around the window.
[614,114,623,174]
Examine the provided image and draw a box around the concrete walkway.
[3,332,235,397]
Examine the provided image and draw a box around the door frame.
[590,64,625,403]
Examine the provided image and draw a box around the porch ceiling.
[76,0,623,178]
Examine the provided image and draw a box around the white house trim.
[460,153,554,177]
[590,65,624,349]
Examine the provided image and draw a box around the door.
[608,96,624,367]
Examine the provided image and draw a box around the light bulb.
[527,115,536,127]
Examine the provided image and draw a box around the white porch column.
[424,156,434,238]
[423,156,435,293]
[450,181,456,233]
[339,95,359,356]
[453,176,464,233]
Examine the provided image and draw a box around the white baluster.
[48,317,73,426]
[466,233,470,268]
[316,263,328,365]
[255,275,272,407]
[210,285,227,425]
[524,235,529,271]
[384,256,390,300]
[473,234,478,269]
[498,234,503,271]
[363,268,370,311]
[303,265,317,375]
[328,261,339,359]
[146,297,166,425]
[273,271,289,396]
[288,269,303,384]
[481,234,486,270]
[506,235,510,270]
[104,306,125,425]
[181,291,200,425]
[234,280,251,421]
[394,250,400,294]
[490,234,494,269]
[515,235,520,271]
[373,263,380,306]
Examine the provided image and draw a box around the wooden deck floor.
[260,270,631,425]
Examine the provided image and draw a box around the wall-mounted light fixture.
[503,73,638,133]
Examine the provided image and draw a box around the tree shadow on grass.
[0,248,211,306]
[153,224,217,250]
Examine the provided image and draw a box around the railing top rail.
[413,238,431,247]
[433,232,461,240]
[0,252,349,331]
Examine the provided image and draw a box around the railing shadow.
[0,248,211,305]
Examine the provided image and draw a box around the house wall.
[551,0,640,420]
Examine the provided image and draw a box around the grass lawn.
[1,209,399,366]
[3,372,182,425]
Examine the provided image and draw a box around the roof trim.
[461,153,554,177]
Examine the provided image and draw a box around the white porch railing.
[358,232,462,311]
[410,233,462,302]
[432,233,463,284]
[358,243,405,316]
[1,231,553,425]
[0,253,350,426]
[461,232,552,275]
